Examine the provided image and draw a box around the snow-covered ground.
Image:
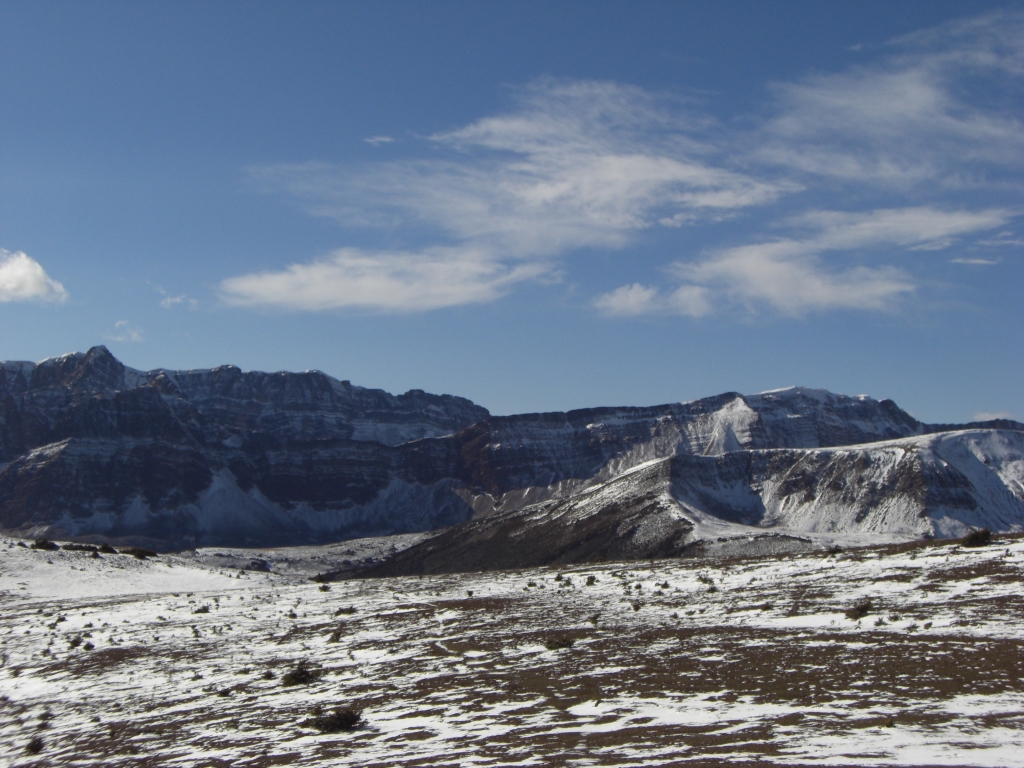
[2,534,1023,766]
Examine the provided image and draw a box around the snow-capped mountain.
[0,347,1021,555]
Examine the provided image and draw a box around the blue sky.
[1,1,1022,422]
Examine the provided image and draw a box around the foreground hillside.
[1,533,1022,766]
[1,347,1022,557]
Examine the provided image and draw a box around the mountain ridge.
[1,347,1021,559]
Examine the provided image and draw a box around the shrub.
[697,572,714,585]
[586,575,597,586]
[845,599,873,621]
[193,605,210,614]
[63,543,98,553]
[25,736,44,754]
[334,606,356,616]
[318,584,331,592]
[281,661,321,686]
[544,636,575,651]
[962,528,992,548]
[305,706,362,733]
[119,547,157,560]
[98,543,117,554]
[30,539,60,551]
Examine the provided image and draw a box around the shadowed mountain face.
[1,347,1022,557]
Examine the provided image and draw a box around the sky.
[1,1,1022,422]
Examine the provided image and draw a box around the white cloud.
[0,249,68,303]
[364,135,394,146]
[757,12,1024,186]
[595,282,711,317]
[257,81,788,257]
[159,294,198,309]
[951,257,999,265]
[599,206,1008,317]
[240,80,789,311]
[238,13,1022,315]
[106,320,143,343]
[977,231,1024,247]
[220,247,550,312]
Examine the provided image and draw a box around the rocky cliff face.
[1,347,1021,555]
[0,347,487,548]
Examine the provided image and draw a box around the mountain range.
[1,347,1022,569]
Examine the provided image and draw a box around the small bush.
[305,706,362,733]
[586,575,597,586]
[318,584,331,592]
[25,736,44,754]
[281,661,321,686]
[30,539,60,551]
[962,528,992,548]
[845,599,873,621]
[697,572,714,585]
[63,543,98,553]
[98,543,117,554]
[544,636,575,651]
[119,547,157,560]
[334,606,356,616]
[193,605,211,614]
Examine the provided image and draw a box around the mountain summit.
[1,348,1021,559]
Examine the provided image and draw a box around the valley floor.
[1,535,1023,766]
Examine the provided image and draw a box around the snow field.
[2,535,1024,766]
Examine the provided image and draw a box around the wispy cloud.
[951,257,999,265]
[0,249,68,303]
[977,231,1024,247]
[159,294,198,309]
[105,320,143,343]
[232,12,1022,316]
[598,207,1009,316]
[757,12,1024,186]
[220,247,551,312]
[235,80,788,311]
[364,135,394,146]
